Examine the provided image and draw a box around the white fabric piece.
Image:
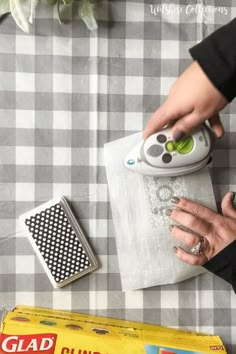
[104,132,216,291]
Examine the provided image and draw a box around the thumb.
[221,192,236,218]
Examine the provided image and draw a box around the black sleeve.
[203,240,236,293]
[189,18,236,102]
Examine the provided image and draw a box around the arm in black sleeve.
[203,240,236,293]
[189,18,236,102]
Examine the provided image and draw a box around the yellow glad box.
[0,305,227,354]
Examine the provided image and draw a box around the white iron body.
[124,125,214,177]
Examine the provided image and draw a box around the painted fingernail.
[173,131,185,142]
[171,196,180,204]
[166,209,172,216]
[173,246,178,253]
[169,224,174,232]
[231,192,235,202]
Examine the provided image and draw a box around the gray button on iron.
[147,145,164,157]
[156,134,167,143]
[162,153,172,163]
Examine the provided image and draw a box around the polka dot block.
[19,197,98,288]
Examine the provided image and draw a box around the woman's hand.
[167,192,236,265]
[143,61,228,141]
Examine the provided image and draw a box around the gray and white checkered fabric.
[0,0,236,352]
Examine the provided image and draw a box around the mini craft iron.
[124,124,214,177]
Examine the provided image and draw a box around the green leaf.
[29,0,38,23]
[9,0,30,33]
[41,0,57,5]
[0,0,10,16]
[57,0,62,24]
[79,0,97,31]
[63,0,73,5]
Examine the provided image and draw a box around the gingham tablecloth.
[0,0,236,352]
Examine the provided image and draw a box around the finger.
[170,111,204,141]
[143,100,183,139]
[171,197,218,224]
[221,192,236,218]
[174,246,208,266]
[170,225,202,248]
[169,209,211,237]
[209,114,224,138]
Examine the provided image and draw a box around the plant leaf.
[0,0,10,16]
[63,0,72,5]
[9,0,30,33]
[41,0,57,4]
[79,0,97,31]
[29,0,38,24]
[57,0,62,24]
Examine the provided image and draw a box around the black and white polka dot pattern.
[24,203,91,284]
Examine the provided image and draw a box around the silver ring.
[190,237,204,255]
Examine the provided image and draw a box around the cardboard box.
[0,305,227,354]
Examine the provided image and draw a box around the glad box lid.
[0,305,227,354]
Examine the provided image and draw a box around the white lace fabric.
[104,132,216,291]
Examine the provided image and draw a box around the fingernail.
[171,196,180,204]
[231,192,235,202]
[169,224,173,232]
[173,131,185,142]
[166,209,172,216]
[173,246,178,253]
